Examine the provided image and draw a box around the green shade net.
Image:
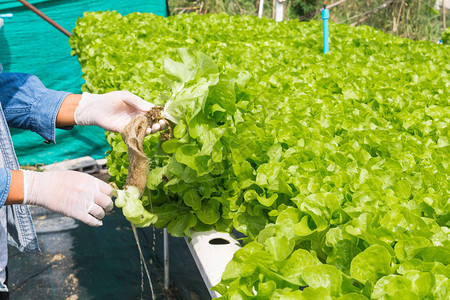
[0,0,167,165]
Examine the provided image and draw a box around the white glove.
[22,170,113,227]
[74,91,166,134]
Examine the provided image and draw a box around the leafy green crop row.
[443,28,450,45]
[70,12,449,299]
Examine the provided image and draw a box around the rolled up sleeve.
[0,168,11,208]
[0,73,70,143]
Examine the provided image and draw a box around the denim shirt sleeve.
[0,168,11,208]
[0,73,70,143]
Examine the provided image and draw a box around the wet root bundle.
[121,106,170,195]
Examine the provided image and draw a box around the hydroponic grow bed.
[70,12,449,299]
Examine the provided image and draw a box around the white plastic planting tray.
[185,230,241,298]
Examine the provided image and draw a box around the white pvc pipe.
[258,0,264,18]
[185,230,241,299]
[275,0,284,22]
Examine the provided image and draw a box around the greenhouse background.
[0,0,449,299]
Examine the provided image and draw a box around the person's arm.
[0,73,70,143]
[55,94,81,127]
[0,169,23,206]
[0,73,166,136]
[5,170,23,205]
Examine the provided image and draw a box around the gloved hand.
[74,91,166,134]
[22,170,113,227]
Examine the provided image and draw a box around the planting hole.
[209,238,230,245]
